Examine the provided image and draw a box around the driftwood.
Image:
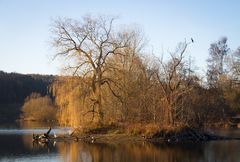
[33,127,52,143]
[33,127,83,144]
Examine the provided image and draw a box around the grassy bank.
[66,123,234,143]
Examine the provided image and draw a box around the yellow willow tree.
[51,76,93,126]
[51,15,138,125]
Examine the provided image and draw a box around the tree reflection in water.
[14,125,240,162]
[55,141,240,162]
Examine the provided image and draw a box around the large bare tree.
[51,15,135,124]
[156,40,193,126]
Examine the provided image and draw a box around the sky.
[0,0,240,75]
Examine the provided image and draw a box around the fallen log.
[33,127,52,143]
[33,127,81,143]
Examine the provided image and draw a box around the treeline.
[0,71,54,104]
[49,15,240,129]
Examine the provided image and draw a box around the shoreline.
[40,126,240,144]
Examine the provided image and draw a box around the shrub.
[21,93,57,121]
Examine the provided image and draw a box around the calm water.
[0,123,240,162]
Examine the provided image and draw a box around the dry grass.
[124,123,189,138]
[124,123,161,137]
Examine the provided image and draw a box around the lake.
[0,122,240,162]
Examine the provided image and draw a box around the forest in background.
[0,71,54,122]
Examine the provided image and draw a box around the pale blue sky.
[0,0,240,74]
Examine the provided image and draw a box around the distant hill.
[0,71,55,122]
[0,71,55,104]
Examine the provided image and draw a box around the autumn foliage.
[49,16,240,131]
[21,93,57,121]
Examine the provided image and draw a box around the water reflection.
[56,142,203,162]
[0,123,240,162]
[56,140,240,162]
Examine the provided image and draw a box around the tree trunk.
[96,74,103,125]
[169,107,174,127]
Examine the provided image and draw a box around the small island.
[45,15,240,143]
[1,1,240,162]
[1,15,239,145]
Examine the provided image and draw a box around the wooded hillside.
[0,71,55,122]
[0,71,54,104]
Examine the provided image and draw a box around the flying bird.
[191,38,194,43]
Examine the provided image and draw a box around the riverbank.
[66,124,240,144]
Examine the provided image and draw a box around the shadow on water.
[1,122,240,162]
